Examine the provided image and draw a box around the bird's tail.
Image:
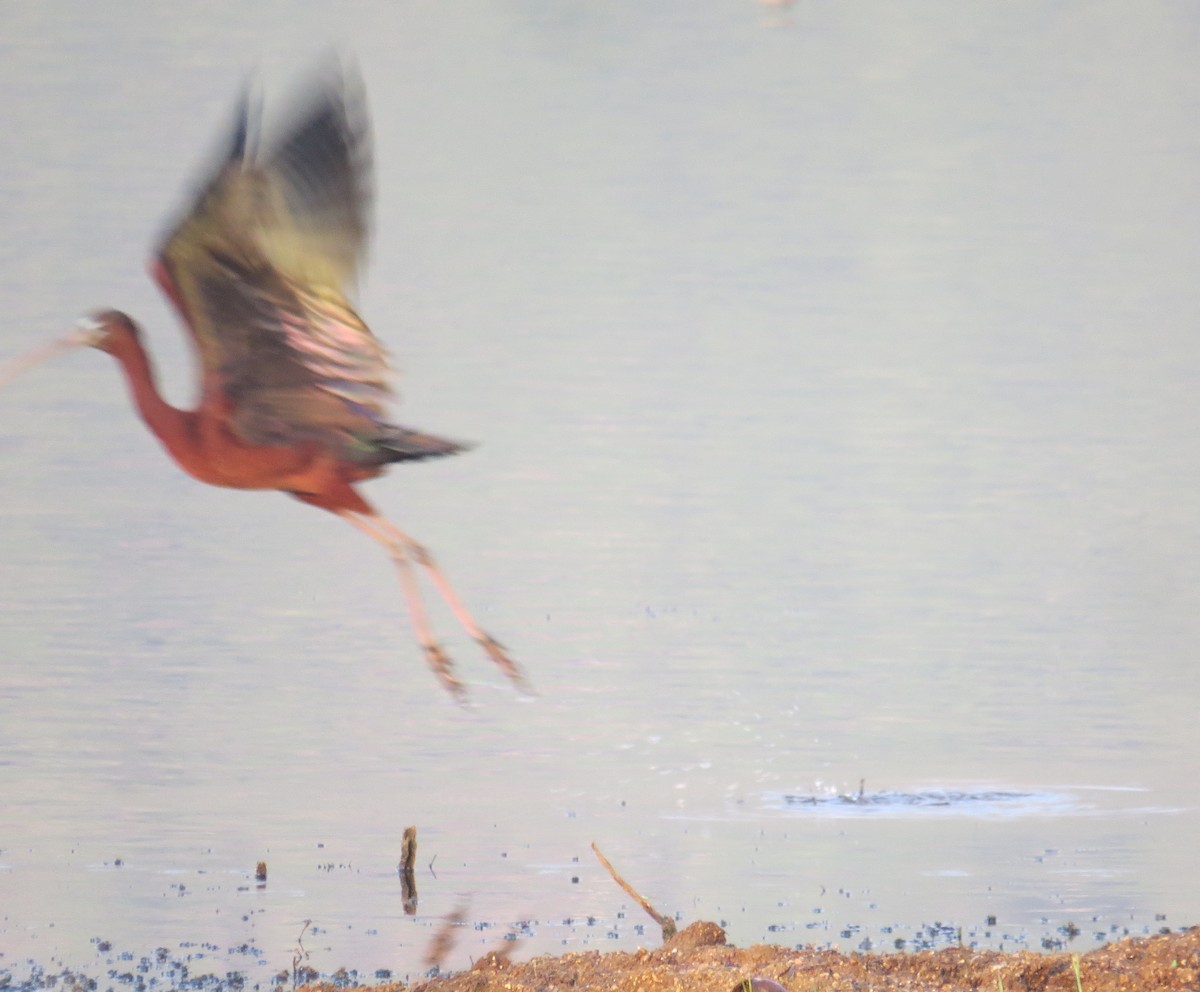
[377,427,470,463]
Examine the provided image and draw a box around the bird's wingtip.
[229,77,263,164]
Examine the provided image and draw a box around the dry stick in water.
[401,826,418,871]
[590,841,677,941]
[399,825,418,915]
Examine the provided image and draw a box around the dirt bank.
[303,920,1199,992]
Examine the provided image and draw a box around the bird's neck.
[107,327,199,464]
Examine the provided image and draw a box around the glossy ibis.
[1,70,527,700]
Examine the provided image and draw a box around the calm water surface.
[2,1,1199,985]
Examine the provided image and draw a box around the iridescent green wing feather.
[153,70,417,463]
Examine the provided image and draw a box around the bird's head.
[74,310,140,354]
[0,311,139,390]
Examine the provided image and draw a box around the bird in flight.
[2,69,528,700]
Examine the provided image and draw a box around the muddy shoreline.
[299,921,1198,992]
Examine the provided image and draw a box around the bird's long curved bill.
[0,328,96,390]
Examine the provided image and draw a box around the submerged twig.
[591,841,677,941]
[291,919,312,989]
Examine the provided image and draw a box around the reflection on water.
[3,0,1200,986]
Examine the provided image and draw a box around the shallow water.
[2,1,1199,986]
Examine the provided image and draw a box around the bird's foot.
[424,644,466,701]
[478,634,534,695]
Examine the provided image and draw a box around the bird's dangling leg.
[338,510,466,700]
[354,511,530,694]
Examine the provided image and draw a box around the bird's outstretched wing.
[153,67,433,465]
